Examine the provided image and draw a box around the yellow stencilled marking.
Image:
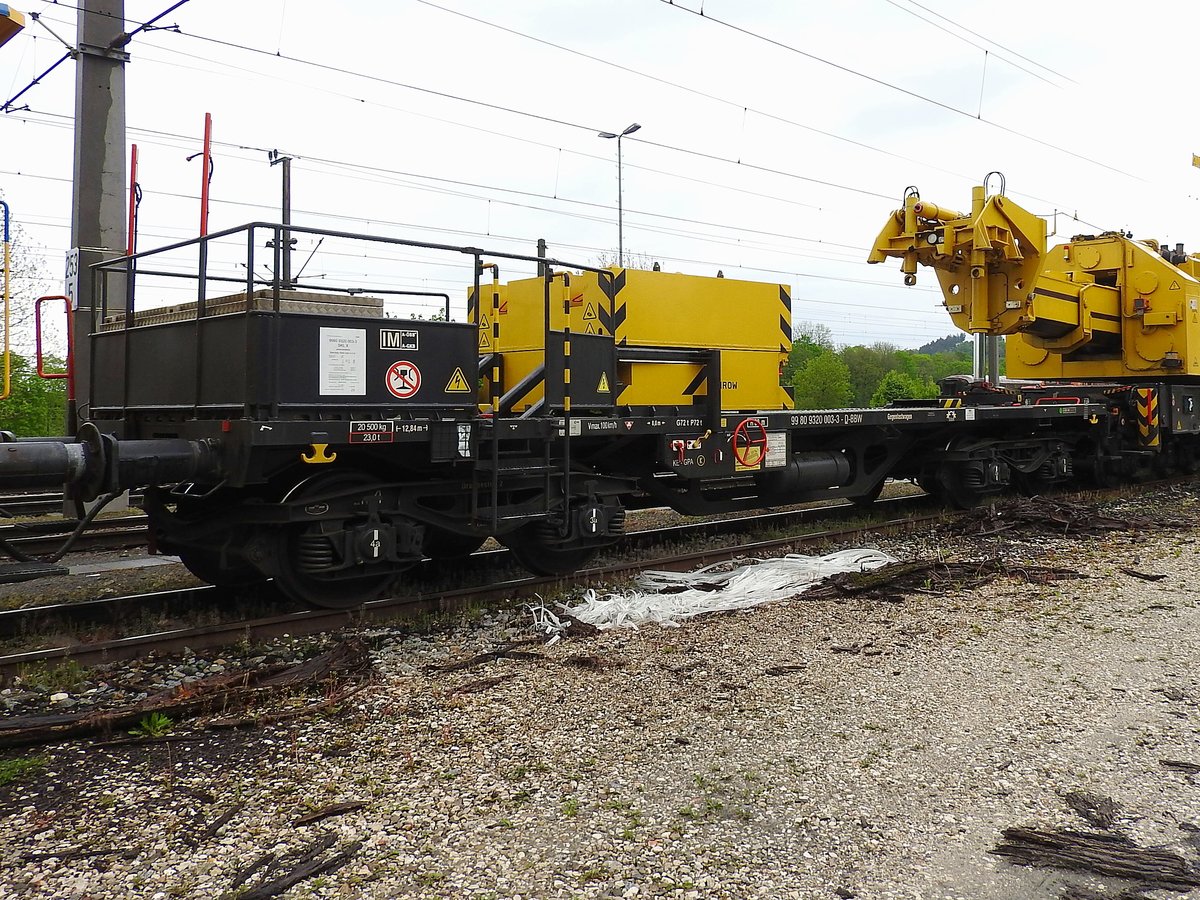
[734,446,763,471]
[445,367,472,392]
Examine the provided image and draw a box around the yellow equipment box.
[470,268,793,413]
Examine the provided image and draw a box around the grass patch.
[0,756,46,787]
[17,659,87,693]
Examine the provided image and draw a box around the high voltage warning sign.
[445,368,471,392]
[597,372,610,393]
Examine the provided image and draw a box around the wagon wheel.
[158,490,265,588]
[423,526,487,560]
[847,478,885,509]
[176,545,264,588]
[269,471,400,610]
[1012,466,1056,498]
[933,465,986,510]
[501,523,600,576]
[1081,443,1122,489]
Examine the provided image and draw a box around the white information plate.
[319,327,366,396]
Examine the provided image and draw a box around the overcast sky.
[3,0,1200,349]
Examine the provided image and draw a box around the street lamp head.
[598,123,641,139]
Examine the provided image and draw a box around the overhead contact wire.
[659,0,1141,181]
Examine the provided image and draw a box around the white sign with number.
[64,249,80,310]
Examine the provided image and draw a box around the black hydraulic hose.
[0,505,41,562]
[0,492,120,565]
[47,492,120,563]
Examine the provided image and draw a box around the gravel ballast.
[3,496,1200,898]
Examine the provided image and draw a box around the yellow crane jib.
[868,184,1046,337]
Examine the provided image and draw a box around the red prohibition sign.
[385,360,422,399]
[731,417,769,467]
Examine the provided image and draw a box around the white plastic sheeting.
[546,548,897,631]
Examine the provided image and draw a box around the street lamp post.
[598,122,641,267]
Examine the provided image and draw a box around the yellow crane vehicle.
[869,176,1200,483]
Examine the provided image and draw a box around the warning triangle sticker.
[597,372,610,393]
[1171,280,1182,290]
[585,322,597,334]
[445,367,472,392]
[480,314,490,328]
[478,331,492,350]
[583,302,598,320]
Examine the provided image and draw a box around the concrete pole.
[69,0,127,425]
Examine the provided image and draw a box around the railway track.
[0,494,942,676]
[0,490,145,519]
[0,491,73,518]
[0,513,150,556]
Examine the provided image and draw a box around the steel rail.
[0,494,927,638]
[0,503,946,676]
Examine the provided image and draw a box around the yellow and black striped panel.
[1135,387,1160,447]
[779,285,792,353]
[606,269,629,346]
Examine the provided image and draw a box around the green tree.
[870,370,936,407]
[916,334,971,355]
[839,343,899,406]
[782,321,834,386]
[1,354,67,437]
[792,351,854,410]
[0,192,56,356]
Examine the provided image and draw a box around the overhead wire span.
[16,10,1091,216]
[4,113,867,257]
[879,0,1061,86]
[410,0,979,186]
[1,0,190,112]
[897,0,1076,83]
[30,7,906,201]
[657,0,1141,181]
